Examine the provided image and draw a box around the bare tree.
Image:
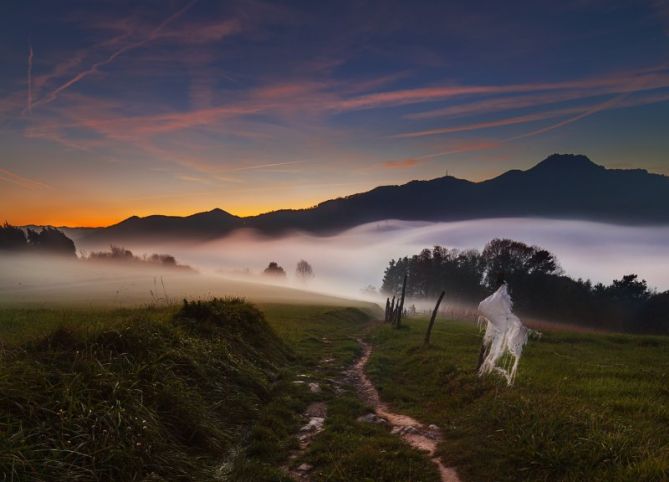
[296,259,314,281]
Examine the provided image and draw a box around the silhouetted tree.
[381,239,668,334]
[0,223,27,251]
[0,223,75,256]
[296,259,314,281]
[264,261,286,277]
[26,227,76,256]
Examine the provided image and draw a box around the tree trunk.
[423,291,445,346]
[385,298,390,322]
[395,274,407,328]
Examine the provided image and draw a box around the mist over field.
[4,218,667,307]
[103,217,669,292]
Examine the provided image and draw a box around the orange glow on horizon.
[6,200,323,228]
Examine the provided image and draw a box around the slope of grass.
[0,299,296,481]
[367,317,669,481]
[1,301,444,481]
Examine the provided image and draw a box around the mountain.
[81,154,669,244]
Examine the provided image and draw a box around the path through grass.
[367,317,669,481]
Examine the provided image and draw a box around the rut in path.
[348,339,461,482]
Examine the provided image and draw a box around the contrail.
[27,41,33,114]
[34,0,197,108]
[506,92,630,142]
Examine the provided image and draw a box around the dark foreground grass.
[367,317,669,482]
[256,305,441,481]
[302,392,441,482]
[1,301,443,481]
[0,299,296,481]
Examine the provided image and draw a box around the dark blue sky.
[1,0,668,225]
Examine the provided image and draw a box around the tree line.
[381,239,668,334]
[0,223,76,256]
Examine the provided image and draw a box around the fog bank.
[179,218,669,294]
[3,218,669,306]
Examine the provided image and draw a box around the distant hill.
[78,154,669,244]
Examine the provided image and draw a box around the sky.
[1,0,668,227]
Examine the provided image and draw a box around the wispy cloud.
[0,167,50,190]
[383,158,421,169]
[336,70,669,111]
[394,107,581,138]
[33,0,199,108]
[27,43,33,114]
[230,161,306,172]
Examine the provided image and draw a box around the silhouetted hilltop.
[86,208,241,243]
[79,154,669,244]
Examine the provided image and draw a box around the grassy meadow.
[1,300,667,481]
[367,317,669,481]
[0,301,441,481]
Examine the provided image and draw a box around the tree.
[0,223,76,256]
[296,259,314,281]
[0,223,27,251]
[264,262,286,277]
[379,240,668,334]
[26,227,76,256]
[481,238,561,288]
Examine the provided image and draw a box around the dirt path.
[349,339,461,482]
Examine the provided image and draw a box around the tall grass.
[0,298,290,481]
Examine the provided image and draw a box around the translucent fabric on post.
[477,283,530,385]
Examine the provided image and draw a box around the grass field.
[367,317,669,481]
[1,301,667,481]
[0,301,441,481]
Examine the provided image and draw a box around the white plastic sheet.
[477,283,530,385]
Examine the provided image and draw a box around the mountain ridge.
[72,154,669,244]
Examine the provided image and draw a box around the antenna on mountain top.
[444,169,449,177]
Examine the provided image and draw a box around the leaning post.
[423,291,445,346]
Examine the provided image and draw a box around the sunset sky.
[1,0,669,226]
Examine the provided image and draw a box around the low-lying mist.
[150,217,669,292]
[3,218,669,307]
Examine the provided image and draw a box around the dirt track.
[348,339,461,482]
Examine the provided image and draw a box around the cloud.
[394,107,582,138]
[396,87,669,139]
[32,0,200,108]
[383,158,421,169]
[27,43,33,114]
[0,167,51,190]
[335,70,669,111]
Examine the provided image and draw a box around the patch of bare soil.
[348,339,461,482]
[284,401,327,481]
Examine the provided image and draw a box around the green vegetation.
[382,240,669,334]
[3,299,666,481]
[0,299,296,481]
[302,393,441,482]
[0,300,441,481]
[367,316,669,481]
[244,304,441,481]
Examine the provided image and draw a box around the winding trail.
[349,339,461,482]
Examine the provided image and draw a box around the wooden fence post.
[423,291,445,346]
[395,274,407,328]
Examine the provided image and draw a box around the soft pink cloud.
[383,158,421,169]
[336,71,669,111]
[0,167,51,190]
